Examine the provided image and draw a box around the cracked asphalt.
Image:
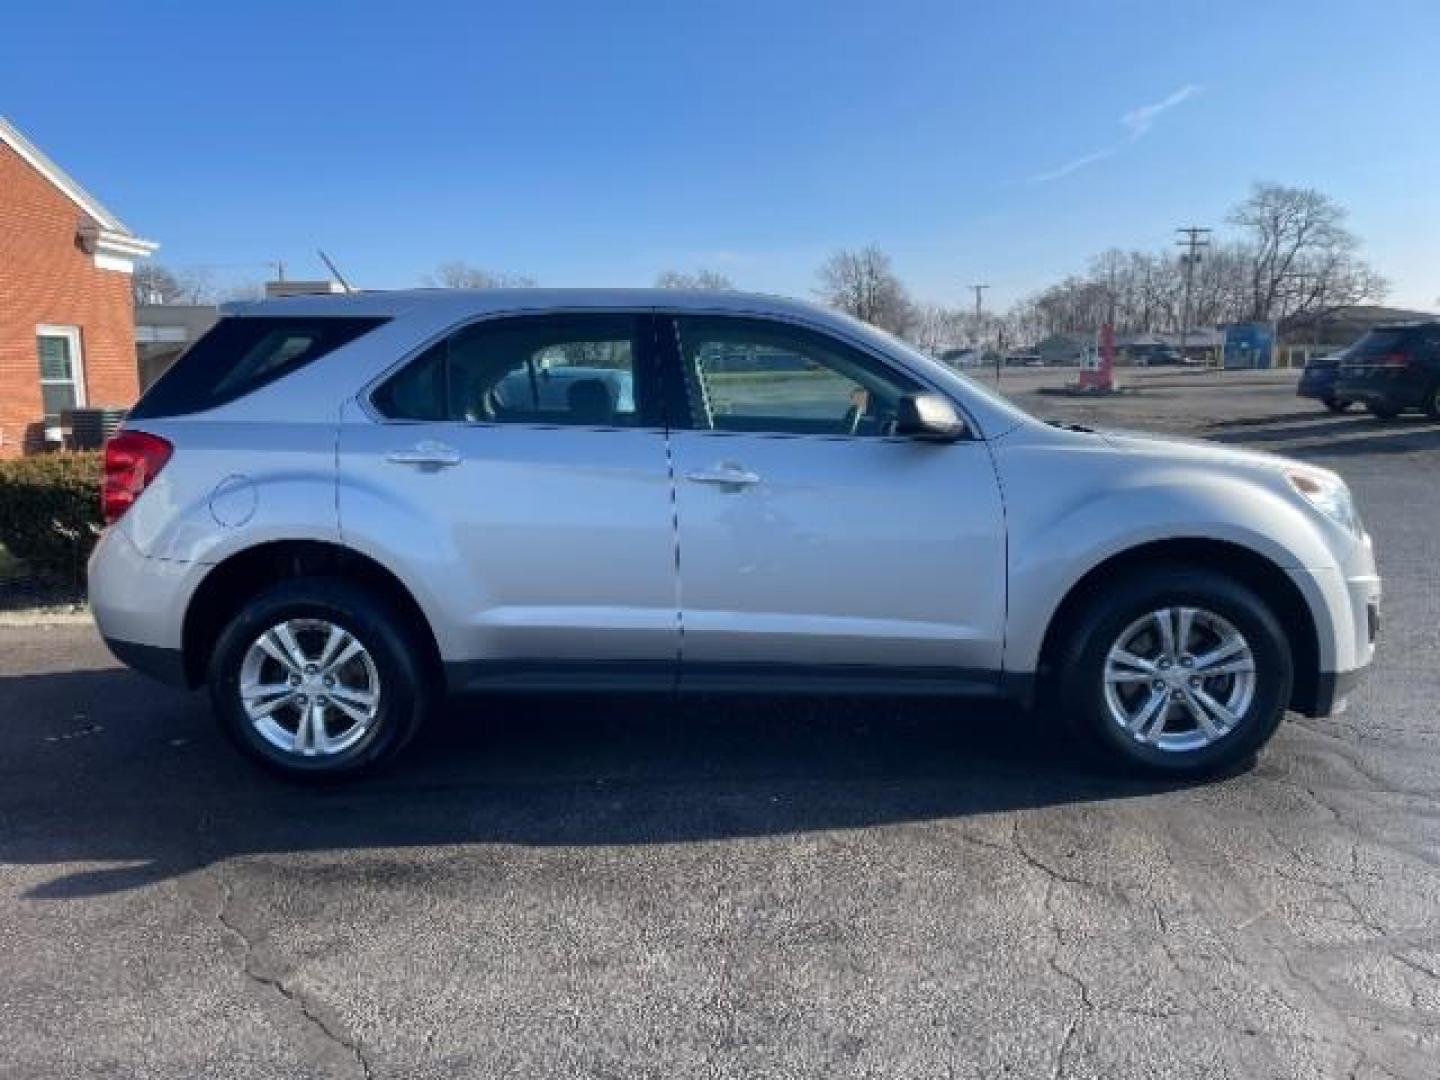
[2,369,1438,1078]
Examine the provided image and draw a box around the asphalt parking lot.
[2,368,1438,1078]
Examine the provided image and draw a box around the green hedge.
[0,452,103,584]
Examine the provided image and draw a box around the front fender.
[1001,468,1345,675]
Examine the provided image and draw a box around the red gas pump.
[1079,323,1116,392]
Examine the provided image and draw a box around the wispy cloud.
[1122,83,1201,139]
[1029,84,1202,184]
[1029,147,1119,184]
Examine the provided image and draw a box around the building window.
[36,326,86,426]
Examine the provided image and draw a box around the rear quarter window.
[129,316,388,419]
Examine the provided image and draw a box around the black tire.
[1424,384,1440,421]
[208,577,433,779]
[1367,402,1401,420]
[1322,397,1351,414]
[1051,564,1293,777]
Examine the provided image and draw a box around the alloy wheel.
[238,618,381,758]
[1102,606,1256,752]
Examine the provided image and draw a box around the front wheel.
[1367,402,1401,420]
[1322,397,1351,414]
[208,578,433,778]
[1052,565,1293,776]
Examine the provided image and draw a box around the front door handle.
[386,441,462,468]
[686,464,761,488]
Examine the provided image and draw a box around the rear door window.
[129,316,388,419]
[370,314,661,428]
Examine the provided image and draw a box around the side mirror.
[895,392,967,441]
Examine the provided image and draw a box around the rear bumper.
[88,525,198,653]
[102,636,191,688]
[1335,372,1426,410]
[89,525,205,687]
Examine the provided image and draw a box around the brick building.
[0,117,157,456]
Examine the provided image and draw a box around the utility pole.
[1175,226,1211,365]
[970,283,991,381]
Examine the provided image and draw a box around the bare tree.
[217,281,267,302]
[423,261,536,288]
[906,303,971,356]
[655,268,734,290]
[815,246,913,335]
[1009,182,1386,342]
[132,264,220,306]
[1229,182,1384,322]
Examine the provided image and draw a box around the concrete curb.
[0,608,92,628]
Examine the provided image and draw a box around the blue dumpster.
[1224,323,1275,369]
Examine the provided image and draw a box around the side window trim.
[660,313,936,440]
[364,311,671,431]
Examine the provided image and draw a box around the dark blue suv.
[1334,323,1440,420]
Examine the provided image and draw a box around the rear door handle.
[386,441,462,468]
[686,465,761,487]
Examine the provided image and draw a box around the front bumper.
[1294,568,1380,717]
[1296,373,1338,401]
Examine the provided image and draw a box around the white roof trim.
[0,114,156,250]
[77,222,158,259]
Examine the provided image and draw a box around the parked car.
[90,289,1380,780]
[1127,344,1183,367]
[1333,322,1440,420]
[1297,349,1353,413]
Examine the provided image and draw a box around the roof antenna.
[317,248,354,293]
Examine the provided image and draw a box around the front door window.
[672,316,917,437]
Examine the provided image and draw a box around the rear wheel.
[1322,396,1351,414]
[208,578,432,778]
[1367,401,1401,420]
[1053,565,1292,776]
[1424,383,1440,421]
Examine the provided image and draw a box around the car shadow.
[1205,415,1440,456]
[1206,408,1337,429]
[1204,416,1384,444]
[1290,424,1440,457]
[0,667,1199,899]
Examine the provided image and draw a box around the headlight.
[1287,470,1362,535]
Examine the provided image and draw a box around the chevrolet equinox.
[89,289,1381,778]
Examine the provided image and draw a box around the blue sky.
[4,0,1437,310]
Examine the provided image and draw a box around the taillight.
[103,430,173,525]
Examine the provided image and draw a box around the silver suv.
[90,289,1381,778]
